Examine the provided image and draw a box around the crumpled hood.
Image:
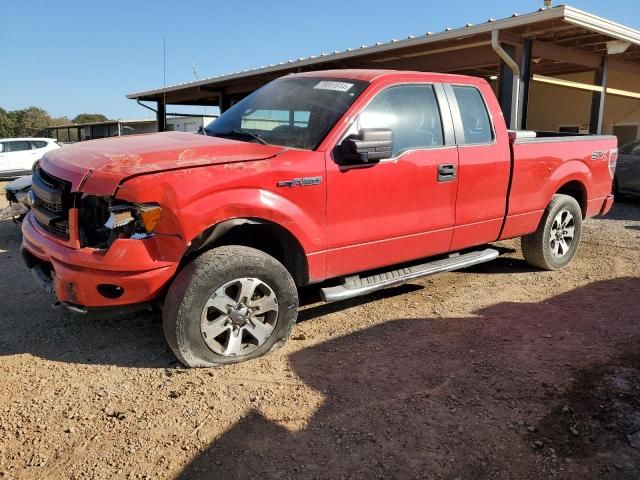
[39,131,286,195]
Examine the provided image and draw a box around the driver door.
[324,83,459,279]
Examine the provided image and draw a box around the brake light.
[608,148,618,179]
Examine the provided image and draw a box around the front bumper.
[22,212,180,308]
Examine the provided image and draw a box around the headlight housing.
[79,195,163,248]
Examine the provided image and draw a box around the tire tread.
[163,246,298,367]
[521,194,582,271]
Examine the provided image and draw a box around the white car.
[0,138,60,177]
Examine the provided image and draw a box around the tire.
[163,245,298,367]
[521,194,583,271]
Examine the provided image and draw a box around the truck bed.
[499,130,617,240]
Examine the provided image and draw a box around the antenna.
[192,59,208,117]
[192,60,201,81]
[162,37,167,128]
[544,0,552,7]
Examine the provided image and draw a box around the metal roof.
[127,4,640,103]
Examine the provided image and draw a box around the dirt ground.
[0,182,639,480]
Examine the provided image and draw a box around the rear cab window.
[451,85,494,145]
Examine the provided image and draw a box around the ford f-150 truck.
[21,70,617,367]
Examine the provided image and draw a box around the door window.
[31,141,48,149]
[452,86,494,145]
[5,141,32,152]
[358,84,444,156]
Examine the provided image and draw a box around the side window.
[452,86,493,145]
[7,141,32,152]
[358,84,444,156]
[32,141,48,149]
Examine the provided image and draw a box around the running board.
[320,248,499,302]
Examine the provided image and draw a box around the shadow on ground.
[0,216,428,368]
[177,278,640,480]
[602,198,640,221]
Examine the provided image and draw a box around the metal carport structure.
[127,5,640,136]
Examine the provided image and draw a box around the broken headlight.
[79,195,163,248]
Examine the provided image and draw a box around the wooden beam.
[532,40,602,68]
[371,45,499,72]
[532,39,640,75]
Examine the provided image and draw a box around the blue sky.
[1,0,638,120]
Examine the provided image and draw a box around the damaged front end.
[22,165,179,311]
[78,195,163,249]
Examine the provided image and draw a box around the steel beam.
[497,43,518,129]
[156,101,166,132]
[589,56,608,134]
[218,94,232,113]
[519,38,533,130]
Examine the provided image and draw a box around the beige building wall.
[526,70,640,145]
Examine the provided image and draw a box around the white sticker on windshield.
[313,81,354,92]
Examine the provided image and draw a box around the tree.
[0,107,16,138]
[72,113,109,124]
[0,106,109,140]
[13,107,51,137]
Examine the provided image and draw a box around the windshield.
[204,77,369,150]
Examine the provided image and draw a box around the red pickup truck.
[22,70,617,367]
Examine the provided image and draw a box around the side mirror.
[341,128,393,164]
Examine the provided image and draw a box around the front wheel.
[521,194,583,271]
[163,246,298,367]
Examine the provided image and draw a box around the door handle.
[437,163,457,182]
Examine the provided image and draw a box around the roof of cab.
[289,69,485,85]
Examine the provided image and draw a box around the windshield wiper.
[224,129,268,145]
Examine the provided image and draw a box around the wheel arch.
[184,218,310,286]
[555,180,588,218]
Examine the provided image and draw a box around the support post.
[157,101,166,132]
[518,38,533,130]
[218,93,231,114]
[496,43,518,129]
[589,56,608,135]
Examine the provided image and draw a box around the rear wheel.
[521,194,582,271]
[163,246,298,367]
